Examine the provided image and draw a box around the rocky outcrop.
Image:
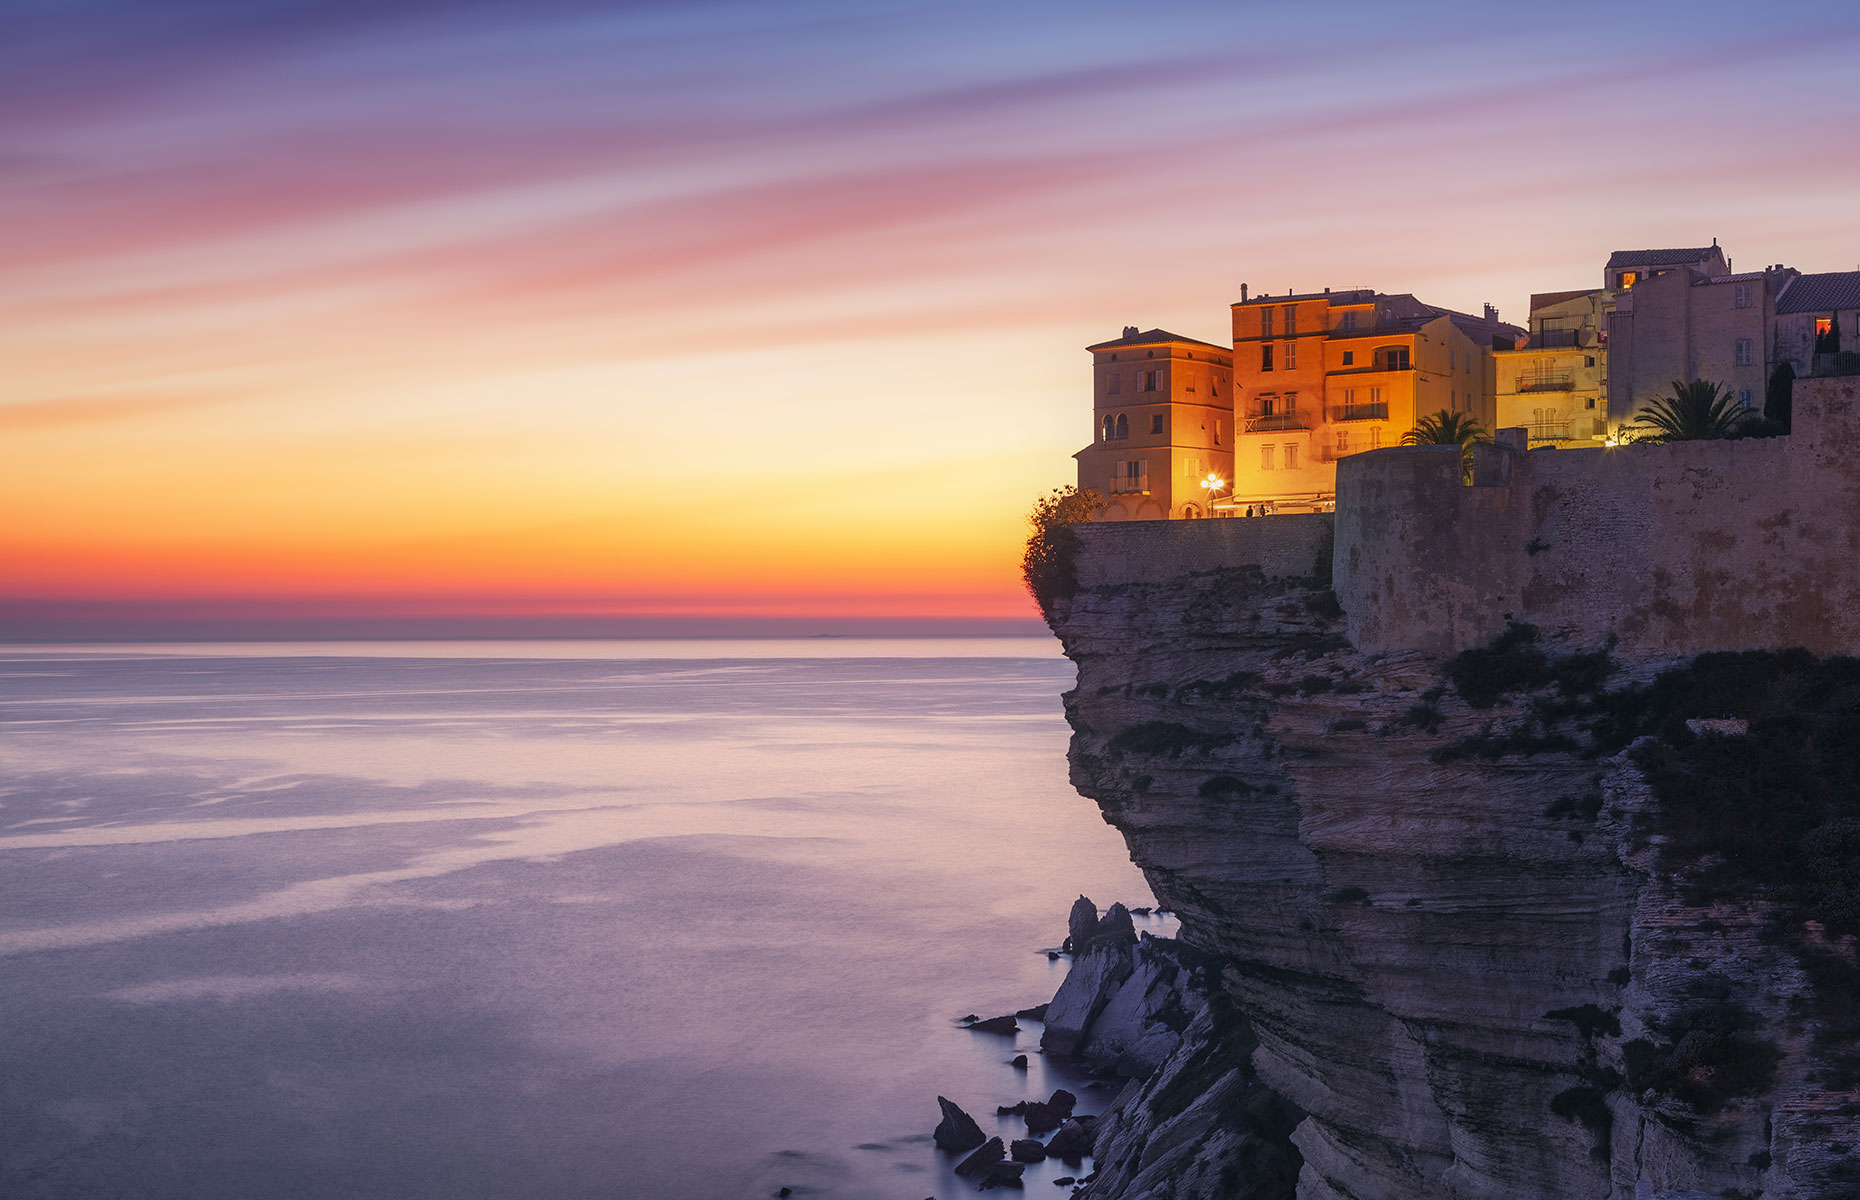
[1046,555,1860,1199]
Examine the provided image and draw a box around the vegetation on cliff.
[1021,486,1102,613]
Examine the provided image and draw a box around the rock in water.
[955,1136,1006,1178]
[1014,1003,1049,1021]
[1046,1088,1076,1116]
[1010,1054,1029,1069]
[983,1161,1026,1188]
[1009,1138,1047,1162]
[1090,902,1136,948]
[1065,895,1098,954]
[1046,1119,1094,1164]
[966,1014,1018,1034]
[1020,1101,1061,1135]
[933,1096,987,1152]
[1040,940,1133,1055]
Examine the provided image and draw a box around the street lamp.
[1198,472,1226,517]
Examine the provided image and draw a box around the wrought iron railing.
[1108,472,1150,494]
[1329,403,1387,423]
[1517,371,1574,392]
[1243,412,1310,432]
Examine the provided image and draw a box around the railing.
[1108,472,1150,495]
[1529,420,1572,443]
[1244,412,1311,432]
[1329,403,1387,423]
[1528,330,1579,349]
[1517,371,1574,392]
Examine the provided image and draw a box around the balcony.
[1529,420,1572,443]
[1108,471,1150,495]
[1329,403,1387,423]
[1517,370,1574,393]
[1528,330,1579,349]
[1244,412,1311,433]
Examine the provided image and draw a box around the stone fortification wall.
[1073,512,1333,590]
[1334,376,1860,655]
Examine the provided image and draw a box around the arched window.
[1182,505,1200,520]
[1114,413,1129,440]
[1102,415,1115,442]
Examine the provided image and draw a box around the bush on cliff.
[1022,486,1103,614]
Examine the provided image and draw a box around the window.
[1105,373,1121,395]
[1261,344,1274,371]
[1450,390,1456,408]
[1586,356,1596,367]
[1341,311,1358,332]
[1260,308,1273,338]
[1101,415,1114,442]
[1114,412,1129,439]
[1381,347,1410,371]
[1342,388,1356,407]
[1184,456,1200,478]
[1150,413,1166,435]
[1259,394,1277,416]
[1368,427,1382,450]
[1735,283,1752,309]
[1735,338,1752,366]
[1283,305,1297,336]
[1335,430,1349,456]
[1283,392,1298,413]
[1284,341,1297,369]
[1284,443,1299,469]
[1261,444,1276,470]
[1738,389,1753,410]
[1620,271,1638,289]
[1211,379,1220,397]
[1140,369,1162,392]
[1450,349,1457,369]
[1214,418,1223,445]
[1342,350,1354,366]
[1586,397,1596,409]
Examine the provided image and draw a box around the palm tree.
[1402,410,1488,480]
[1629,380,1749,442]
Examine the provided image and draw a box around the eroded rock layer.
[1049,558,1860,1200]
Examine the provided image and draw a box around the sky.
[4,0,1858,638]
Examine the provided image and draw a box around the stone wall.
[1072,513,1333,590]
[1334,375,1860,655]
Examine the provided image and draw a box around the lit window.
[1261,444,1275,470]
[1150,413,1166,435]
[1284,443,1299,469]
[1735,338,1752,366]
[1620,271,1638,288]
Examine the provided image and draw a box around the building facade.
[1774,271,1860,381]
[1075,327,1234,520]
[1606,258,1793,418]
[1491,288,1611,446]
[1223,289,1518,512]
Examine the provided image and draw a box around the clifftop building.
[1074,327,1233,521]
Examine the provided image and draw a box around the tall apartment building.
[1491,288,1611,447]
[1075,327,1234,520]
[1223,289,1520,512]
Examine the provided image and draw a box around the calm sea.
[0,640,1163,1199]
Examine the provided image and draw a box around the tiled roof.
[1605,247,1717,269]
[1232,289,1377,307]
[1086,328,1229,352]
[1777,271,1860,314]
[1703,273,1764,284]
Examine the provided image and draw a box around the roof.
[1704,272,1764,285]
[1777,271,1860,314]
[1086,328,1229,352]
[1606,246,1717,269]
[1232,289,1377,307]
[1529,288,1602,312]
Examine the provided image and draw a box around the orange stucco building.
[1075,328,1235,520]
[1223,289,1521,513]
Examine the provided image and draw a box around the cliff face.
[1048,544,1860,1200]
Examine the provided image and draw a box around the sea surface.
[0,639,1165,1199]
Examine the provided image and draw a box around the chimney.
[1122,325,1139,339]
[1240,284,1248,302]
[1323,286,1330,294]
[1484,303,1498,322]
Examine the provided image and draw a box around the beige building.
[1606,247,1795,418]
[1224,289,1519,512]
[1075,327,1234,520]
[1491,288,1611,446]
[1773,271,1860,380]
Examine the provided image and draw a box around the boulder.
[1047,1088,1077,1116]
[1040,939,1133,1055]
[1021,1101,1061,1135]
[966,1014,1018,1034]
[981,1161,1025,1188]
[1009,1138,1047,1162]
[933,1096,987,1152]
[1065,895,1098,953]
[1046,1119,1095,1164]
[1014,1003,1049,1021]
[955,1136,1006,1178]
[1010,1054,1028,1069]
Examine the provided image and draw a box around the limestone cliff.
[1046,533,1860,1200]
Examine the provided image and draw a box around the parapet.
[1072,513,1333,590]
